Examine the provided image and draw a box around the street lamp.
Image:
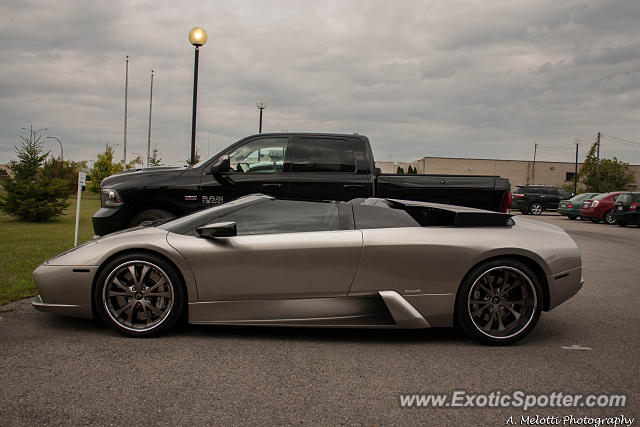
[256,100,267,133]
[188,26,208,166]
[46,136,64,161]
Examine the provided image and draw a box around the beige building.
[376,157,640,190]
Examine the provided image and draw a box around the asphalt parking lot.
[1,213,638,426]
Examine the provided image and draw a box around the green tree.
[89,144,123,193]
[41,157,87,195]
[0,168,8,182]
[0,127,69,221]
[149,147,164,167]
[579,141,635,192]
[396,166,405,174]
[184,149,201,167]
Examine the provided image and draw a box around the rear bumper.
[92,206,129,236]
[613,211,639,223]
[557,207,579,216]
[547,266,583,310]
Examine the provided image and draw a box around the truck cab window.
[228,137,288,173]
[293,138,355,172]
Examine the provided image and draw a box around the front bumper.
[32,264,96,319]
[92,206,129,236]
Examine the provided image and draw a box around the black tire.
[455,258,542,345]
[528,202,543,215]
[567,215,577,220]
[94,252,185,337]
[129,209,175,227]
[603,210,616,225]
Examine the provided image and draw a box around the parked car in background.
[613,192,640,227]
[512,185,574,215]
[579,192,625,224]
[558,193,600,220]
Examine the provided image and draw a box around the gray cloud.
[1,0,639,167]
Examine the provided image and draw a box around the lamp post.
[188,27,208,166]
[256,100,267,133]
[46,136,64,161]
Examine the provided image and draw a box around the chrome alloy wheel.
[467,266,537,340]
[604,210,616,224]
[529,202,543,215]
[102,260,175,332]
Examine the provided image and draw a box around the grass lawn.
[0,192,101,305]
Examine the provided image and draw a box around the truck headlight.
[101,188,123,207]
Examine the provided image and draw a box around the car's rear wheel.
[456,259,542,345]
[567,215,577,220]
[604,210,616,224]
[130,209,175,227]
[94,253,185,337]
[528,202,543,215]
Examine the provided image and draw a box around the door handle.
[262,183,282,189]
[343,184,363,189]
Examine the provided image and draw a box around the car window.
[558,189,572,198]
[219,199,340,235]
[513,186,525,193]
[527,187,543,194]
[292,137,356,172]
[228,137,288,173]
[616,193,631,204]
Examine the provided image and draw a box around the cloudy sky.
[1,0,639,167]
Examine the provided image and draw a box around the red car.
[579,192,626,224]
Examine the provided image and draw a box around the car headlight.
[101,188,124,207]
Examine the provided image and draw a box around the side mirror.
[196,221,237,238]
[210,155,231,176]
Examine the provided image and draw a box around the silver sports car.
[32,194,583,345]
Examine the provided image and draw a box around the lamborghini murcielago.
[32,195,583,345]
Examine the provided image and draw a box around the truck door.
[288,136,372,201]
[199,136,291,204]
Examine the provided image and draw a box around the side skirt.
[189,291,430,329]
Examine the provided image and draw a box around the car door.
[169,199,363,301]
[288,135,372,201]
[199,136,291,204]
[544,188,562,209]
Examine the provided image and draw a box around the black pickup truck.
[93,133,511,235]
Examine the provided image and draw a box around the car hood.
[101,166,187,187]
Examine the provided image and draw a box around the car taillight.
[501,191,512,212]
[631,202,638,211]
[592,200,600,207]
[514,194,524,199]
[568,202,573,208]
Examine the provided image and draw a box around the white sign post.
[74,172,87,246]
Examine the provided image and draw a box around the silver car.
[32,195,583,345]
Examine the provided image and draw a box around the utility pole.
[596,131,601,190]
[147,70,154,167]
[532,143,538,184]
[123,55,129,168]
[574,143,579,194]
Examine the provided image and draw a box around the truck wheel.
[130,209,175,227]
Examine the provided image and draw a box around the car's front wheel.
[456,259,542,345]
[528,202,543,215]
[603,210,616,225]
[94,253,185,337]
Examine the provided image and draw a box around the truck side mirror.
[196,221,237,238]
[210,155,231,176]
